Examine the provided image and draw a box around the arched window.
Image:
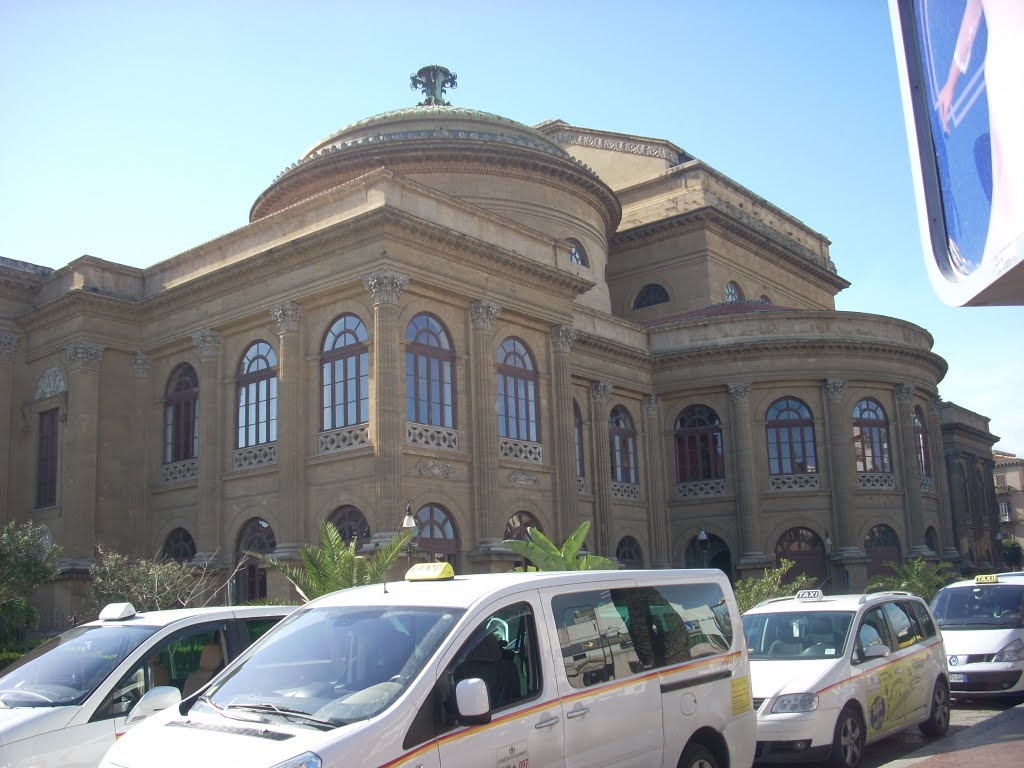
[675,404,724,482]
[765,397,818,475]
[609,405,638,484]
[504,511,542,541]
[237,341,278,448]
[775,528,827,587]
[567,238,589,267]
[864,524,901,580]
[853,398,891,473]
[414,503,459,566]
[616,536,643,569]
[633,283,670,310]
[759,294,772,304]
[497,338,539,442]
[573,400,585,479]
[724,281,744,302]
[162,528,196,563]
[235,518,276,602]
[321,314,369,430]
[328,505,371,547]
[164,363,199,464]
[405,314,455,428]
[914,406,932,478]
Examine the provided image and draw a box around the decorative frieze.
[728,382,752,404]
[406,423,459,451]
[270,301,303,334]
[318,425,370,454]
[0,331,17,361]
[551,325,578,353]
[507,470,539,487]
[643,394,661,415]
[591,381,613,404]
[896,384,914,403]
[676,479,726,498]
[416,458,455,479]
[361,269,409,305]
[130,352,151,379]
[35,367,66,400]
[549,131,679,162]
[824,379,847,402]
[469,300,501,332]
[499,437,543,463]
[65,340,103,371]
[191,329,222,359]
[920,476,936,493]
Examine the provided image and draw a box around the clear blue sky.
[1,0,1021,453]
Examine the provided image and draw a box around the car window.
[741,611,852,659]
[853,606,891,663]
[882,602,923,649]
[242,617,283,645]
[908,601,937,639]
[931,583,1024,627]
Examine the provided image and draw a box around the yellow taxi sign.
[975,574,999,584]
[406,562,455,581]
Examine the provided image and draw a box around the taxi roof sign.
[795,589,824,602]
[975,574,999,584]
[406,562,455,581]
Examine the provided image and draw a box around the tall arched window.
[504,511,542,541]
[497,338,539,442]
[853,398,891,473]
[864,524,901,580]
[765,397,818,475]
[237,341,278,448]
[414,503,459,566]
[609,405,638,484]
[573,400,585,479]
[162,528,196,563]
[321,314,369,430]
[165,364,199,464]
[775,527,827,587]
[675,405,724,482]
[914,406,932,478]
[405,314,455,428]
[235,518,276,602]
[328,505,371,547]
[567,238,589,267]
[633,283,670,309]
[616,536,644,569]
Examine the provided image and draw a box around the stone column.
[469,300,502,548]
[191,329,223,565]
[728,382,768,569]
[270,302,305,560]
[896,384,931,557]
[589,382,613,557]
[129,352,151,556]
[822,379,860,555]
[930,398,960,561]
[62,340,104,570]
[0,332,16,525]
[362,270,409,532]
[643,394,671,568]
[551,325,578,543]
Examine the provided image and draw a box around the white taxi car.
[930,572,1024,698]
[0,602,292,768]
[742,590,949,768]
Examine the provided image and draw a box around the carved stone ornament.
[895,384,914,404]
[643,394,661,415]
[549,131,678,162]
[469,300,501,332]
[270,301,303,334]
[65,340,103,371]
[929,397,943,416]
[416,459,455,479]
[130,352,151,379]
[591,381,613,404]
[361,269,410,305]
[824,379,847,402]
[551,325,578,353]
[410,65,457,106]
[191,329,222,360]
[35,367,66,400]
[507,469,539,487]
[0,331,17,361]
[728,382,753,405]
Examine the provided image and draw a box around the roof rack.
[858,591,913,604]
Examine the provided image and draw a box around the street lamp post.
[697,524,710,569]
[824,531,833,593]
[400,500,418,572]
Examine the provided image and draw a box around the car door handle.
[566,706,590,719]
[535,715,561,729]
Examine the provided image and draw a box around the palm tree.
[502,521,618,571]
[250,521,412,602]
[866,557,957,602]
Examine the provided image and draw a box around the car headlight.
[771,693,819,713]
[270,753,322,768]
[993,638,1024,663]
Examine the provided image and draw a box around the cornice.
[16,289,142,335]
[573,330,653,366]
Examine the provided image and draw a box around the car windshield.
[0,624,158,708]
[197,605,463,729]
[742,611,853,659]
[930,584,1024,628]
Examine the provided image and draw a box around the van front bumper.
[948,666,1023,695]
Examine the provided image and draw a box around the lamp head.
[697,525,710,553]
[401,500,417,534]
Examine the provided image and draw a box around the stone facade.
[0,99,967,629]
[994,451,1024,560]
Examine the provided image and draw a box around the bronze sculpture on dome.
[410,65,457,106]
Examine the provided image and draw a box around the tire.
[919,678,951,738]
[678,743,719,768]
[826,705,865,768]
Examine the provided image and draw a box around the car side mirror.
[125,686,181,728]
[863,645,890,660]
[454,678,491,726]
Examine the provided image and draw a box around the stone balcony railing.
[161,458,198,484]
[499,438,543,463]
[233,443,277,470]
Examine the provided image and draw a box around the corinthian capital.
[130,352,151,378]
[551,325,578,353]
[824,378,847,402]
[643,394,661,415]
[65,340,104,371]
[591,381,613,404]
[191,329,222,360]
[895,384,914,404]
[0,331,17,361]
[728,382,753,405]
[270,301,303,334]
[469,300,501,332]
[361,269,409,305]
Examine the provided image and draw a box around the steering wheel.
[0,688,59,704]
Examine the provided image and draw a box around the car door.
[435,595,566,768]
[881,601,931,721]
[541,580,663,768]
[852,605,902,741]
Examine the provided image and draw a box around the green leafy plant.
[250,521,412,603]
[733,559,816,614]
[85,548,226,616]
[502,521,617,572]
[866,557,957,602]
[1002,538,1023,571]
[0,521,61,647]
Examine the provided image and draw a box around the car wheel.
[678,743,719,768]
[826,705,865,768]
[919,678,950,737]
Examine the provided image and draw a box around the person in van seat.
[454,632,520,708]
[768,622,801,656]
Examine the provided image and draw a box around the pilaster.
[271,302,305,559]
[589,382,613,557]
[930,398,960,561]
[643,393,670,568]
[823,379,865,560]
[896,384,931,557]
[469,300,502,548]
[0,331,16,525]
[191,329,223,564]
[62,340,104,566]
[129,352,151,556]
[728,382,768,568]
[550,325,577,543]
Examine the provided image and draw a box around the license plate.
[949,673,967,683]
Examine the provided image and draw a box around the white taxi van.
[99,566,755,768]
[0,602,292,768]
[741,590,948,768]
[929,572,1024,698]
